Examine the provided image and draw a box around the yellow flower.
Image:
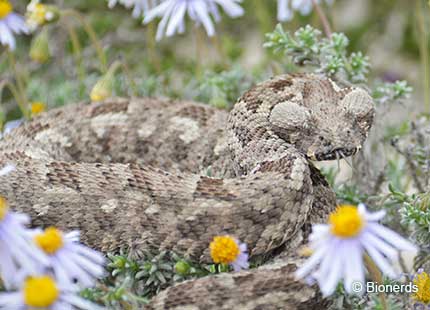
[0,0,12,19]
[413,271,430,305]
[31,101,46,115]
[24,276,59,307]
[209,236,248,271]
[34,227,64,254]
[210,236,239,264]
[329,205,364,238]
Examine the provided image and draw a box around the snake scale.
[0,74,374,309]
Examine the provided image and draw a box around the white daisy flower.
[295,204,417,296]
[210,235,249,271]
[277,0,334,22]
[108,0,160,18]
[0,275,102,310]
[0,197,49,289]
[0,0,28,50]
[143,0,244,41]
[33,227,106,287]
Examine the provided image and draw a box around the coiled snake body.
[0,74,374,309]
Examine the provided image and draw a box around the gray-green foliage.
[189,67,255,109]
[373,80,413,105]
[83,251,234,308]
[264,24,413,107]
[387,184,430,247]
[264,24,371,83]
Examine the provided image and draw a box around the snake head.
[269,77,375,161]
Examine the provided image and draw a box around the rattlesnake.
[0,73,374,309]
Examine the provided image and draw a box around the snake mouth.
[310,147,361,161]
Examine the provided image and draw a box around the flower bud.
[174,260,191,275]
[90,61,121,102]
[90,73,114,102]
[30,29,50,63]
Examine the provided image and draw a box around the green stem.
[210,35,227,68]
[107,60,122,76]
[7,52,29,119]
[145,22,161,72]
[311,0,332,38]
[64,22,86,95]
[253,0,273,35]
[364,254,388,310]
[121,61,138,96]
[62,9,108,73]
[0,80,28,119]
[194,26,204,76]
[416,0,430,112]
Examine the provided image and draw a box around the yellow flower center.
[0,0,12,19]
[210,236,240,264]
[0,196,8,220]
[31,102,46,115]
[34,227,64,254]
[24,276,59,307]
[413,271,430,304]
[329,205,364,238]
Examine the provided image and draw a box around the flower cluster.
[295,204,417,296]
[0,166,105,309]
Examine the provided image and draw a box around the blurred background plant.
[1,0,430,309]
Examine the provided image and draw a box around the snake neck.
[227,93,295,176]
